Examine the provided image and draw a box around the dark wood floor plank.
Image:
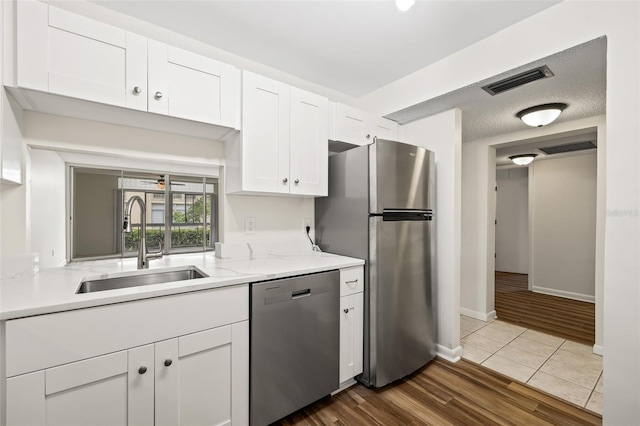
[495,271,595,345]
[273,359,601,425]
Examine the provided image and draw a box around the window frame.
[68,165,218,262]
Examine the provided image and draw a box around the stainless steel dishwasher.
[250,270,339,426]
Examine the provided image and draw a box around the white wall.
[400,109,462,361]
[29,149,66,268]
[461,141,495,321]
[495,168,528,274]
[530,153,596,301]
[223,194,314,244]
[363,1,638,421]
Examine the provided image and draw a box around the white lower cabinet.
[339,267,364,385]
[6,321,249,426]
[155,323,248,426]
[339,293,364,384]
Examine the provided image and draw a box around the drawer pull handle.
[292,288,311,298]
[133,86,142,94]
[343,308,349,314]
[164,359,173,367]
[155,91,163,100]
[345,279,358,288]
[138,366,147,375]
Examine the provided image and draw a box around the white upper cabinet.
[17,1,146,109]
[147,40,236,127]
[1,3,23,185]
[334,103,370,145]
[289,87,328,196]
[15,1,237,130]
[226,71,328,197]
[238,71,290,194]
[329,101,399,145]
[373,117,399,141]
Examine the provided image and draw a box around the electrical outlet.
[245,217,256,235]
[303,218,311,231]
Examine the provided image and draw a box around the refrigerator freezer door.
[370,139,434,213]
[367,216,436,387]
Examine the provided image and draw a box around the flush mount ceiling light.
[509,154,538,166]
[395,0,415,12]
[516,103,567,127]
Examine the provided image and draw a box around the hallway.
[495,272,595,345]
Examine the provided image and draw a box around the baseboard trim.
[436,344,463,363]
[532,286,595,303]
[593,344,604,356]
[332,378,357,395]
[460,308,497,322]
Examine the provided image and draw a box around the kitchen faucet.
[123,196,163,269]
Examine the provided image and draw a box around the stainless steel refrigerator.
[315,139,436,388]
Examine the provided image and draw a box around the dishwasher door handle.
[291,288,311,298]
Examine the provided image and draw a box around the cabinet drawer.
[5,284,248,377]
[340,267,363,296]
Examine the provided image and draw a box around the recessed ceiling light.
[395,0,415,12]
[517,103,567,127]
[509,154,538,166]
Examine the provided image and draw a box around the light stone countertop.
[0,251,364,320]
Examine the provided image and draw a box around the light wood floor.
[495,272,595,345]
[275,359,601,425]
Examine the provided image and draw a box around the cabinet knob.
[138,366,147,375]
[154,91,163,100]
[282,178,288,184]
[343,308,349,314]
[366,134,371,139]
[164,359,173,367]
[294,179,300,184]
[133,86,142,95]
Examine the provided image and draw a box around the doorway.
[493,132,597,345]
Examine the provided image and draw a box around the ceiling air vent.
[539,141,597,155]
[482,65,554,96]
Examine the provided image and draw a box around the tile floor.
[460,315,603,415]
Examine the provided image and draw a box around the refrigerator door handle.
[376,209,434,221]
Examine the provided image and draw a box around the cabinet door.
[6,349,154,426]
[335,103,371,146]
[17,2,146,109]
[155,321,249,426]
[339,293,364,383]
[290,87,328,196]
[148,40,236,127]
[372,117,399,141]
[242,71,291,194]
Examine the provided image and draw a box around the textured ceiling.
[495,129,598,167]
[91,0,560,97]
[386,37,607,142]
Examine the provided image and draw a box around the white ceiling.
[387,37,607,142]
[91,0,560,97]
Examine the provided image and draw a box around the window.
[71,167,218,260]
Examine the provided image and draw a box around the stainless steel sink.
[76,266,208,294]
